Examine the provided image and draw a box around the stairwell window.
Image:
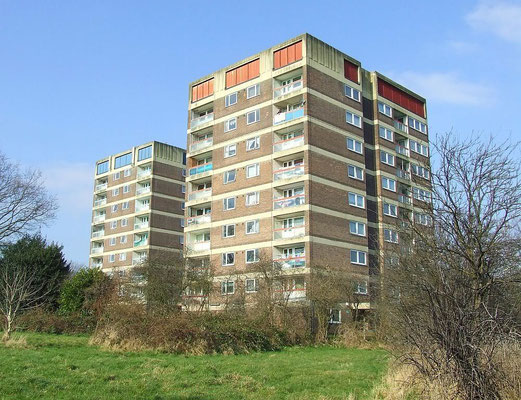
[346,111,362,127]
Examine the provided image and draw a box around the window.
[180,218,185,228]
[179,236,184,245]
[384,228,399,243]
[383,202,398,217]
[112,188,119,196]
[223,169,236,184]
[182,168,186,177]
[113,172,120,180]
[119,253,127,261]
[356,281,368,294]
[138,145,152,161]
[408,117,427,134]
[246,163,260,178]
[224,144,237,158]
[246,109,260,124]
[348,192,365,208]
[123,185,130,194]
[246,249,260,264]
[411,163,430,179]
[410,140,429,156]
[348,165,364,180]
[225,92,238,107]
[247,84,260,99]
[222,224,235,238]
[124,168,132,177]
[379,127,393,142]
[349,221,366,236]
[224,117,237,132]
[111,204,118,213]
[245,191,259,206]
[114,152,132,169]
[221,281,235,295]
[109,237,116,246]
[122,201,129,210]
[329,309,341,324]
[109,254,115,263]
[347,137,363,154]
[223,197,235,211]
[378,101,392,117]
[346,111,362,127]
[344,84,361,101]
[181,202,185,210]
[382,176,396,192]
[246,136,260,151]
[413,187,432,202]
[414,212,433,226]
[121,218,128,227]
[97,160,109,175]
[120,235,127,244]
[222,252,235,266]
[181,185,186,194]
[245,278,258,293]
[246,220,259,234]
[350,250,367,265]
[110,221,117,229]
[380,151,395,166]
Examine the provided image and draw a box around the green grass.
[0,332,388,400]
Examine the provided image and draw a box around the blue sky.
[1,0,520,265]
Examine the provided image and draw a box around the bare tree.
[0,151,57,243]
[385,133,521,400]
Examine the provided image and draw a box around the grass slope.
[0,333,388,400]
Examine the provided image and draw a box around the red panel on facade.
[378,79,425,117]
[344,59,359,83]
[225,58,260,88]
[273,40,303,69]
[192,78,214,102]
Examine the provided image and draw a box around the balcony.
[134,237,148,247]
[284,289,306,301]
[135,203,150,212]
[273,135,304,153]
[136,186,151,196]
[394,120,408,134]
[91,247,104,254]
[95,182,107,192]
[94,198,106,207]
[273,165,305,181]
[396,145,410,157]
[274,256,306,269]
[91,230,104,238]
[191,113,214,129]
[91,261,103,268]
[134,221,149,230]
[190,137,213,153]
[187,214,211,226]
[188,188,212,202]
[273,225,305,240]
[273,79,303,98]
[274,107,304,125]
[191,241,211,252]
[137,169,152,179]
[398,194,412,205]
[396,169,411,180]
[93,215,106,223]
[273,194,305,209]
[189,162,213,177]
[132,257,147,266]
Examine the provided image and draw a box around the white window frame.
[224,144,237,158]
[109,237,116,246]
[124,168,131,177]
[382,176,397,192]
[356,281,368,295]
[348,192,365,209]
[350,249,367,265]
[329,309,341,324]
[383,202,398,218]
[111,204,118,213]
[225,92,238,107]
[344,84,361,102]
[348,165,364,181]
[122,201,129,210]
[349,221,366,236]
[347,137,363,154]
[245,278,259,293]
[109,254,115,263]
[380,151,395,166]
[246,84,260,99]
[224,117,237,132]
[245,249,260,264]
[110,221,118,229]
[346,111,362,127]
[246,109,260,125]
[246,136,260,151]
[222,252,235,266]
[223,197,235,211]
[245,219,259,235]
[413,187,432,202]
[246,163,260,178]
[112,188,119,196]
[123,185,130,194]
[384,228,399,243]
[378,101,392,117]
[411,164,430,179]
[121,218,128,227]
[113,172,120,181]
[223,169,236,184]
[119,253,126,261]
[379,127,393,142]
[408,116,427,134]
[120,235,127,244]
[222,224,236,238]
[410,139,429,156]
[245,191,259,206]
[181,185,186,194]
[221,281,235,295]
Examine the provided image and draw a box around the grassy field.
[0,333,388,400]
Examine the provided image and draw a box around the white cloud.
[466,1,521,44]
[388,71,495,107]
[447,40,478,54]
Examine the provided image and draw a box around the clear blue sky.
[1,1,520,265]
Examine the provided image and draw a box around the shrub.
[58,268,109,315]
[17,307,97,335]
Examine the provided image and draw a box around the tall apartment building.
[90,141,186,275]
[184,34,432,311]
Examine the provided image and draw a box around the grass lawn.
[0,332,388,400]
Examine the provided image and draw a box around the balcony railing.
[396,145,410,157]
[284,289,306,301]
[191,241,211,252]
[273,165,305,181]
[93,215,106,223]
[132,257,147,266]
[188,188,212,201]
[273,225,305,240]
[274,256,306,269]
[91,247,104,254]
[95,183,107,192]
[134,238,148,247]
[187,214,211,226]
[190,113,214,129]
[394,120,408,133]
[398,194,412,205]
[190,137,213,153]
[273,79,303,98]
[94,198,107,207]
[189,163,213,176]
[273,194,305,209]
[91,230,104,238]
[273,135,304,153]
[134,221,149,230]
[91,261,103,268]
[135,203,150,212]
[396,169,411,180]
[136,186,151,196]
[273,107,304,125]
[137,169,152,179]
